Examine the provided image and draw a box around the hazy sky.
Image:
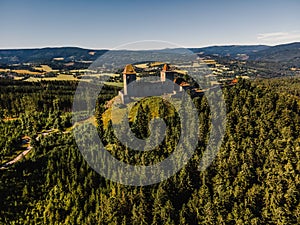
[0,0,299,49]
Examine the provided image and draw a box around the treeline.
[0,78,299,224]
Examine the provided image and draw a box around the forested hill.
[248,42,300,65]
[1,42,300,66]
[191,42,300,66]
[0,47,108,64]
[189,45,270,56]
[0,78,299,224]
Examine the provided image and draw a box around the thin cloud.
[257,31,300,43]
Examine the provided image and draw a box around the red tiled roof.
[123,64,136,74]
[162,64,171,71]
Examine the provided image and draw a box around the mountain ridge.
[0,42,299,66]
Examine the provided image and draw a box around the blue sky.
[0,0,299,49]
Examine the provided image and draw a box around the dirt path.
[0,147,32,169]
[0,115,92,170]
[0,127,69,170]
[0,138,32,170]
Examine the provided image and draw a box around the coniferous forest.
[0,78,299,224]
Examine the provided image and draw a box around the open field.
[13,76,25,80]
[24,77,42,82]
[42,74,78,81]
[24,74,78,82]
[135,63,149,69]
[70,69,97,73]
[1,65,57,76]
[104,82,123,87]
[34,65,58,73]
[79,73,119,78]
[13,70,42,75]
[0,69,42,75]
[22,75,122,84]
[150,62,164,67]
[0,69,10,72]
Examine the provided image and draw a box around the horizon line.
[0,41,299,51]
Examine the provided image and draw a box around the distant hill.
[190,45,270,58]
[248,42,300,66]
[190,43,300,66]
[0,43,300,67]
[0,47,108,64]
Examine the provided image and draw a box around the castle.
[119,63,185,104]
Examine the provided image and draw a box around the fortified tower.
[160,64,174,82]
[123,64,136,95]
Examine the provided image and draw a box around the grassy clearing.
[0,69,10,72]
[71,116,97,131]
[102,106,127,128]
[101,96,178,128]
[13,70,42,75]
[24,77,42,82]
[70,69,95,73]
[103,73,120,77]
[24,74,78,82]
[13,76,25,80]
[42,74,78,81]
[0,69,42,75]
[104,82,123,87]
[34,65,57,73]
[135,63,149,69]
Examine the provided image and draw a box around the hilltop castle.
[119,63,185,104]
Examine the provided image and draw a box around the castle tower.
[160,64,174,82]
[123,64,136,96]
